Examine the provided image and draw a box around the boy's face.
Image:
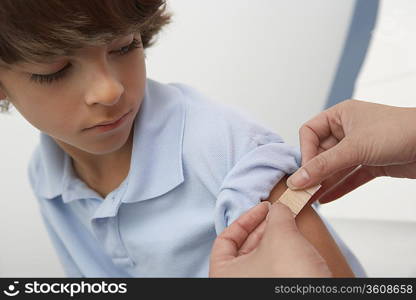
[0,32,145,155]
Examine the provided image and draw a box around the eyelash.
[30,38,142,85]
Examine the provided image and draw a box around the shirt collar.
[36,78,186,203]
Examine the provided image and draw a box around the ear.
[0,82,8,100]
[0,76,12,106]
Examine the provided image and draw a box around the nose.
[84,64,124,106]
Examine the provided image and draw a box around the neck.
[54,127,134,198]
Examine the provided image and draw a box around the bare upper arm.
[263,176,354,277]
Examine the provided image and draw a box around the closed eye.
[30,63,72,84]
[111,38,142,56]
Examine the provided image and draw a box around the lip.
[85,110,131,133]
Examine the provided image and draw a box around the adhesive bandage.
[276,184,321,216]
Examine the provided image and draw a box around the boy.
[0,0,364,277]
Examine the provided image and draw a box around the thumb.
[262,202,299,243]
[287,139,357,190]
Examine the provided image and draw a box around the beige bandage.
[276,184,321,216]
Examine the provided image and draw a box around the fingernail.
[287,168,310,189]
[266,201,272,210]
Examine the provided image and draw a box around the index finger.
[299,110,332,165]
[210,202,270,262]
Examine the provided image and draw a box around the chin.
[80,126,134,155]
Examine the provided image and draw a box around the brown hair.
[0,0,171,113]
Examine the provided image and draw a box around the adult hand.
[209,201,331,277]
[287,100,416,203]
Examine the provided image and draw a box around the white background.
[0,0,415,277]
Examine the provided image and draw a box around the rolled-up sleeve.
[214,132,301,235]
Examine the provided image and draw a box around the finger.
[307,166,359,204]
[319,135,340,152]
[299,109,339,164]
[262,203,332,277]
[318,165,380,204]
[318,162,416,204]
[210,202,270,261]
[299,123,321,166]
[262,202,300,246]
[287,138,358,190]
[299,118,330,165]
[237,218,267,256]
[382,162,416,179]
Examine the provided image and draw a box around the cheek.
[14,92,80,134]
[122,52,146,100]
[27,106,75,134]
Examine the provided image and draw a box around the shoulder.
[167,81,286,165]
[158,81,301,202]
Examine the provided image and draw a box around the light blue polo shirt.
[27,78,365,277]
